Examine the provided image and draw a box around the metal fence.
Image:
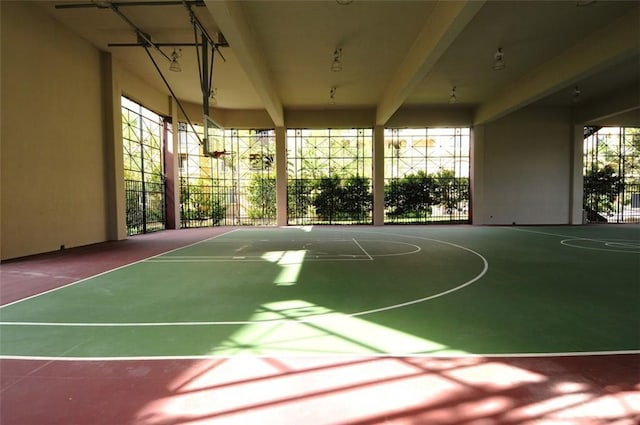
[125,179,165,235]
[584,127,640,224]
[287,177,372,225]
[287,128,373,225]
[122,97,166,235]
[179,125,276,227]
[178,126,473,226]
[384,128,470,224]
[584,183,640,224]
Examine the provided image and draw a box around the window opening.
[287,128,373,225]
[384,127,470,224]
[178,124,276,226]
[121,96,166,235]
[583,127,640,224]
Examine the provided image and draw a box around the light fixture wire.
[493,47,505,71]
[331,48,342,72]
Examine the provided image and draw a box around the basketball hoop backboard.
[203,115,226,158]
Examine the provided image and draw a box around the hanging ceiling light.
[210,87,218,105]
[331,48,342,72]
[493,47,505,71]
[169,48,182,72]
[329,86,337,105]
[572,86,582,103]
[449,86,457,104]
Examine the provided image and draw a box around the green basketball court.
[2,225,638,359]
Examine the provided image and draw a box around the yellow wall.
[1,2,107,259]
[0,2,174,260]
[222,108,274,129]
[119,66,171,117]
[387,106,473,128]
[176,103,274,130]
[285,108,375,129]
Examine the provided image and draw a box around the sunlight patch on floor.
[132,356,638,425]
[209,299,466,356]
[261,250,307,286]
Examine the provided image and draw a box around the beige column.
[470,124,484,225]
[275,126,288,226]
[164,96,181,229]
[102,52,127,240]
[372,125,385,226]
[569,123,585,224]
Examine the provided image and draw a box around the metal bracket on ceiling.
[178,0,228,121]
[55,1,205,10]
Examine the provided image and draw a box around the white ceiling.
[38,0,639,125]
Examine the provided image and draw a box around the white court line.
[2,350,639,362]
[345,230,489,317]
[352,238,373,260]
[149,257,273,262]
[505,226,635,243]
[148,238,418,262]
[561,238,640,253]
[0,229,241,310]
[506,227,640,253]
[0,321,260,326]
[148,257,372,263]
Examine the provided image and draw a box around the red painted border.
[1,355,638,424]
[0,227,231,306]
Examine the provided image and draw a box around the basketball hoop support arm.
[181,0,225,121]
[56,0,223,153]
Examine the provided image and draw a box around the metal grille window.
[121,97,166,235]
[287,128,373,225]
[178,124,276,227]
[584,127,640,224]
[384,128,470,224]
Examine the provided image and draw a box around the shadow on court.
[1,354,638,424]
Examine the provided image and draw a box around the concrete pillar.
[470,124,484,225]
[101,52,127,240]
[569,124,584,224]
[372,125,385,226]
[275,126,288,226]
[164,96,181,229]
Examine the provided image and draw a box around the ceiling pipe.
[55,1,204,9]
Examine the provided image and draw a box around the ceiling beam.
[375,0,484,126]
[203,0,284,127]
[474,7,640,125]
[575,82,640,124]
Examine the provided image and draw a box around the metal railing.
[125,179,166,235]
[287,177,372,225]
